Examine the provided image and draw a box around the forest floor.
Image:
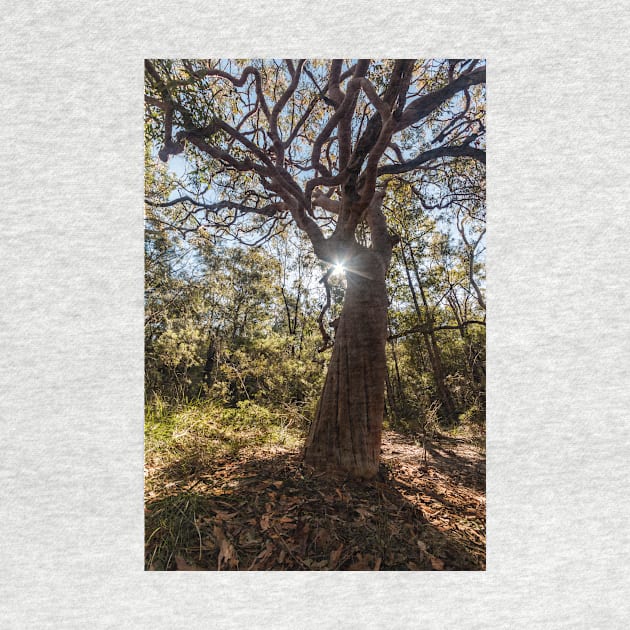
[145,423,485,571]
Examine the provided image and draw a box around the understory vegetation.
[145,404,486,571]
[144,197,486,570]
[145,58,485,569]
[145,181,486,442]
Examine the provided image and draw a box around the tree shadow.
[422,440,486,494]
[145,441,485,571]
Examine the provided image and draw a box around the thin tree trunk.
[304,247,389,480]
[385,366,397,422]
[387,332,406,415]
[399,245,457,423]
[203,336,217,388]
[447,292,486,390]
[417,280,458,423]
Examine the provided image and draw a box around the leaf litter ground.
[145,431,485,571]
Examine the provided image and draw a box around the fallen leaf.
[218,538,238,570]
[355,507,373,520]
[239,530,262,547]
[248,540,275,570]
[260,513,272,531]
[295,521,310,554]
[214,510,239,521]
[329,543,344,569]
[214,526,238,570]
[416,540,428,553]
[430,556,445,570]
[347,553,373,570]
[175,555,204,571]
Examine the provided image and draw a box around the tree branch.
[396,65,485,131]
[145,195,286,218]
[378,142,485,176]
[388,319,486,341]
[316,268,334,351]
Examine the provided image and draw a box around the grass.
[145,397,309,568]
[145,398,306,465]
[145,396,486,571]
[145,491,213,570]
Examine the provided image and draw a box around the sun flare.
[332,263,345,276]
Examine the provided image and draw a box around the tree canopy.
[145,59,485,480]
[145,59,484,254]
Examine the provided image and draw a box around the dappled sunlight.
[145,406,485,571]
[145,58,485,570]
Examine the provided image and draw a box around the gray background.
[1,1,628,627]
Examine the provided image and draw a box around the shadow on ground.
[145,434,485,571]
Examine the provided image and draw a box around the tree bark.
[384,366,397,423]
[303,246,389,480]
[398,245,458,424]
[203,336,217,388]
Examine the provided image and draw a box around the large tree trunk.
[304,248,389,480]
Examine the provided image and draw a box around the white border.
[2,1,629,627]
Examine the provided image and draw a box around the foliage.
[144,56,486,568]
[144,58,486,459]
[145,397,307,471]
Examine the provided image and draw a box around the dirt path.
[145,431,486,571]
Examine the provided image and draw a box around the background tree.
[145,58,486,479]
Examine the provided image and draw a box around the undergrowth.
[145,397,311,569]
[145,396,486,571]
[147,396,307,441]
[145,397,308,485]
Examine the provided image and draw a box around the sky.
[146,59,485,301]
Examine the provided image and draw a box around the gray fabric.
[1,1,629,627]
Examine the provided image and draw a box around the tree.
[145,59,486,479]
